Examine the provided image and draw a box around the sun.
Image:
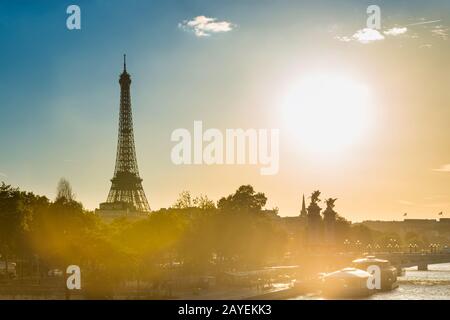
[282,73,373,153]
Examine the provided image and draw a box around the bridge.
[300,252,450,272]
[375,252,450,271]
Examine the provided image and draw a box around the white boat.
[322,268,373,298]
[352,256,398,291]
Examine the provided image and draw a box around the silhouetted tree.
[193,194,215,210]
[172,191,193,209]
[217,185,267,213]
[56,178,75,202]
[0,183,49,276]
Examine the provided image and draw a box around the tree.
[214,211,287,268]
[56,178,75,202]
[193,194,216,210]
[0,183,49,277]
[0,183,19,275]
[217,185,267,213]
[172,191,193,209]
[173,191,216,210]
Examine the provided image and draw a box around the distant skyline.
[0,0,449,221]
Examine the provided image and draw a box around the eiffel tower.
[99,55,151,214]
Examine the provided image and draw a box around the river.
[292,263,450,300]
[370,263,450,300]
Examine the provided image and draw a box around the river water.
[292,263,450,300]
[369,263,450,300]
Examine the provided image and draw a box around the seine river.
[370,263,450,300]
[292,263,450,300]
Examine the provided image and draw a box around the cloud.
[335,19,446,44]
[433,164,450,172]
[384,27,408,36]
[352,28,385,43]
[424,194,448,200]
[431,25,449,40]
[334,35,352,42]
[336,28,385,44]
[398,200,415,206]
[405,20,448,41]
[338,26,407,44]
[179,16,235,37]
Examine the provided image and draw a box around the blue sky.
[0,1,449,220]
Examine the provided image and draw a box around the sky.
[0,0,449,221]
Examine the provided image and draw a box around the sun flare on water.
[283,74,374,154]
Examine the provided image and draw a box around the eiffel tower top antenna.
[123,54,127,72]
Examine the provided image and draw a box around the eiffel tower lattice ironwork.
[103,55,151,212]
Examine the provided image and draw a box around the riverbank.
[2,263,449,300]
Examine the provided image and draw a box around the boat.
[321,268,373,298]
[352,256,398,291]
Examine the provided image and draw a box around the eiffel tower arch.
[98,55,151,218]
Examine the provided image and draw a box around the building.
[300,194,307,218]
[361,218,450,239]
[96,55,151,219]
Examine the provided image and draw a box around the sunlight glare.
[283,74,373,153]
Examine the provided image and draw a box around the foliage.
[217,185,267,212]
[173,191,216,210]
[56,178,75,202]
[172,191,192,209]
[2,182,445,297]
